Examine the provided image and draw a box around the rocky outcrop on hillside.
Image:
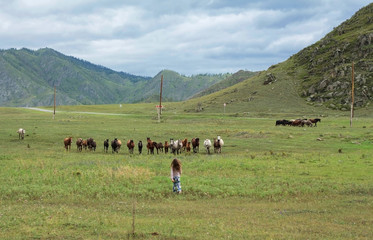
[294,3,373,110]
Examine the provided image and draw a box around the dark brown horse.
[104,139,109,153]
[138,141,143,154]
[191,138,199,153]
[309,118,321,127]
[87,138,95,150]
[156,142,164,154]
[147,137,154,154]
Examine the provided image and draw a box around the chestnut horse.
[127,140,135,154]
[64,137,72,151]
[182,138,188,151]
[164,141,169,154]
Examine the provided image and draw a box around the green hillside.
[0,49,228,107]
[191,70,257,99]
[138,70,230,102]
[182,3,373,115]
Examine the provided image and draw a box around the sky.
[0,0,371,77]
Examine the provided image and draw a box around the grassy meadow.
[0,104,372,239]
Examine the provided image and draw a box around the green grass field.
[0,105,372,239]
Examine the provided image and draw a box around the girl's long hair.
[171,158,182,172]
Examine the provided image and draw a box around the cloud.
[0,0,371,76]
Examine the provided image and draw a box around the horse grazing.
[64,137,72,151]
[111,138,120,153]
[76,138,83,152]
[309,118,321,127]
[127,140,135,154]
[164,141,169,154]
[138,141,143,154]
[104,139,109,153]
[213,136,224,154]
[147,137,154,154]
[204,139,212,154]
[191,138,200,153]
[17,128,26,140]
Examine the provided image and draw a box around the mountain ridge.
[0,48,230,107]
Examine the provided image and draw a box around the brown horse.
[76,138,83,152]
[186,142,191,152]
[291,119,304,127]
[127,140,135,154]
[82,139,88,150]
[191,138,199,153]
[147,137,154,154]
[164,141,169,154]
[156,142,164,154]
[64,137,72,151]
[309,118,321,127]
[182,138,188,151]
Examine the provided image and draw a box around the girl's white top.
[170,167,181,180]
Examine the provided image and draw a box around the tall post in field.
[53,86,56,120]
[350,62,354,127]
[160,74,163,115]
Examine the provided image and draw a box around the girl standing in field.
[170,158,182,194]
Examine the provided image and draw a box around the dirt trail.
[25,107,130,116]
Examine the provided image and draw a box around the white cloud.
[0,0,372,76]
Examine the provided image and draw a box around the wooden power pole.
[53,86,56,120]
[350,62,354,127]
[159,75,163,115]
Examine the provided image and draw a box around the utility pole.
[53,86,56,120]
[350,62,354,127]
[157,75,163,123]
[160,74,163,115]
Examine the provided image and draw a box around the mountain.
[0,48,229,107]
[137,70,231,103]
[182,3,373,114]
[190,70,257,99]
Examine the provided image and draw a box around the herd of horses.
[63,136,225,155]
[275,118,321,127]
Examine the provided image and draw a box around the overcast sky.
[0,0,371,76]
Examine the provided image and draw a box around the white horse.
[204,139,212,154]
[170,139,183,155]
[17,128,26,140]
